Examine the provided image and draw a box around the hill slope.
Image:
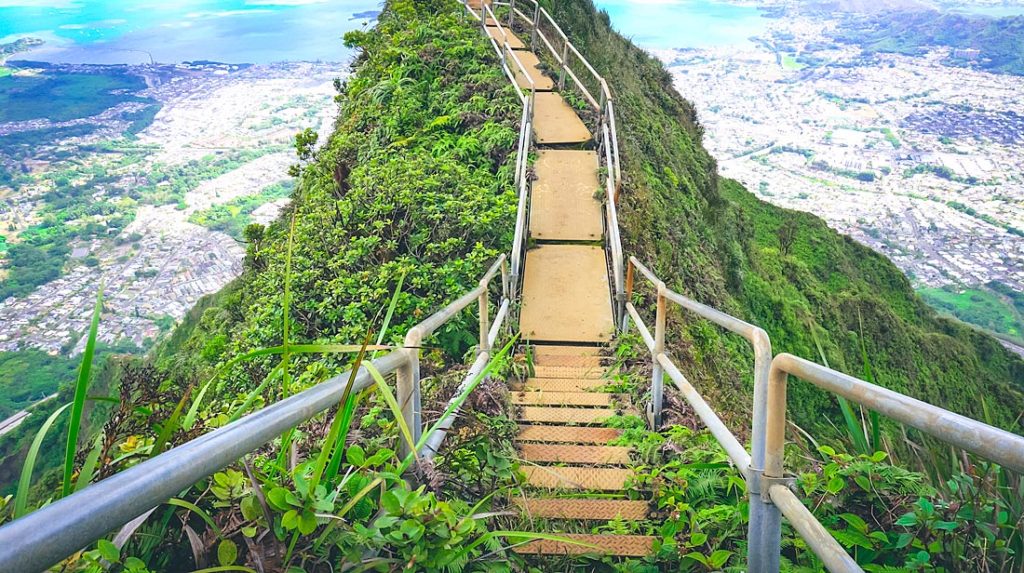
[542,0,1023,436]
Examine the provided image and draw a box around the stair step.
[484,25,524,50]
[529,355,606,367]
[520,443,632,464]
[514,534,656,557]
[533,365,608,379]
[532,91,593,145]
[518,425,622,444]
[510,49,554,91]
[530,150,603,241]
[521,245,613,343]
[515,498,650,520]
[531,345,603,358]
[519,406,615,425]
[524,466,631,490]
[511,391,615,406]
[523,378,605,392]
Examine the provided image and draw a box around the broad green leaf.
[15,402,71,517]
[217,539,238,566]
[97,539,120,563]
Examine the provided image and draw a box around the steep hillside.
[542,0,1024,437]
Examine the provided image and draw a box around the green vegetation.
[0,66,153,123]
[780,53,806,71]
[831,12,1024,76]
[0,351,78,420]
[188,180,294,239]
[0,67,12,79]
[919,285,1024,343]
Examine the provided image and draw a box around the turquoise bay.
[0,0,382,64]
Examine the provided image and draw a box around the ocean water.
[592,0,769,49]
[0,0,383,65]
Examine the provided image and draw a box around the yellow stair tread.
[532,91,592,144]
[510,49,554,91]
[522,377,606,392]
[533,364,608,379]
[520,245,613,343]
[519,443,632,464]
[530,150,603,241]
[514,498,650,520]
[524,466,631,490]
[514,534,655,557]
[485,25,524,50]
[531,345,604,358]
[529,355,606,367]
[518,425,622,444]
[519,406,616,424]
[511,391,615,406]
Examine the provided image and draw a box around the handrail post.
[508,0,516,27]
[478,280,491,355]
[558,37,569,91]
[531,4,539,51]
[621,259,635,331]
[650,281,667,429]
[500,258,509,301]
[398,329,423,461]
[748,328,781,573]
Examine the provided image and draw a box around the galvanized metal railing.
[465,2,535,295]
[625,256,780,573]
[624,256,1024,572]
[0,254,513,572]
[486,0,628,325]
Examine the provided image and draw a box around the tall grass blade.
[167,497,223,537]
[373,271,406,358]
[857,309,881,451]
[306,332,373,499]
[809,325,868,455]
[74,434,104,492]
[152,386,192,457]
[228,364,282,423]
[183,344,389,430]
[16,402,72,517]
[363,361,419,465]
[62,288,103,498]
[282,212,297,396]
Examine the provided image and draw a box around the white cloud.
[184,9,274,19]
[0,0,80,7]
[245,0,328,5]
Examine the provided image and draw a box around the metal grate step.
[524,466,631,491]
[533,364,608,379]
[513,534,656,557]
[511,391,615,406]
[519,406,615,425]
[522,378,605,392]
[515,498,650,520]
[517,425,622,444]
[519,443,632,464]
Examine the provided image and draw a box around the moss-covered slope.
[542,0,1023,435]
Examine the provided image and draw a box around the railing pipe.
[0,352,409,573]
[488,299,509,348]
[625,303,654,351]
[658,353,751,476]
[766,353,1024,475]
[651,281,667,429]
[420,351,492,459]
[770,485,864,572]
[478,280,491,354]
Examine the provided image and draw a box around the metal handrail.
[625,256,779,572]
[0,352,407,572]
[625,257,1024,572]
[0,252,512,571]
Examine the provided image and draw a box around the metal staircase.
[0,2,1022,572]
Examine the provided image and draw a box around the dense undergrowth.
[537,0,1024,440]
